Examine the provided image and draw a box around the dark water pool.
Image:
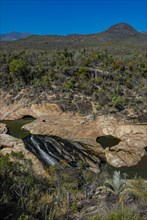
[98,135,147,179]
[104,155,147,179]
[1,119,147,179]
[0,116,35,139]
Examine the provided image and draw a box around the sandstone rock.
[0,134,46,176]
[22,115,147,168]
[0,89,63,120]
[31,103,63,117]
[104,140,146,167]
[0,123,8,134]
[1,89,147,168]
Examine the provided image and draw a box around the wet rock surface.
[23,134,104,173]
[0,134,46,176]
[1,88,147,168]
[22,115,147,168]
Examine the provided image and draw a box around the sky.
[0,0,147,35]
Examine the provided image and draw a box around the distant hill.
[0,23,146,52]
[0,32,31,41]
[105,22,138,35]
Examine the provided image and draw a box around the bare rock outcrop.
[104,140,146,167]
[0,123,8,134]
[0,89,63,120]
[0,102,63,120]
[22,115,147,168]
[1,89,146,168]
[0,134,46,176]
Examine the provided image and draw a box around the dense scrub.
[0,47,146,118]
[0,153,147,220]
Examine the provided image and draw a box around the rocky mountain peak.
[106,22,138,35]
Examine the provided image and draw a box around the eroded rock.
[0,123,8,134]
[0,134,46,176]
[1,88,146,168]
[23,134,104,173]
[22,115,147,168]
[104,141,145,167]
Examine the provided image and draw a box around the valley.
[0,22,147,220]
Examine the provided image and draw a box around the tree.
[112,96,124,111]
[9,59,28,84]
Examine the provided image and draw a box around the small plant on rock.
[105,171,127,202]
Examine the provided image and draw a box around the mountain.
[0,23,146,51]
[105,22,138,35]
[0,32,31,41]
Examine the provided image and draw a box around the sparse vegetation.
[0,153,146,219]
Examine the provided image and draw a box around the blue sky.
[0,0,146,35]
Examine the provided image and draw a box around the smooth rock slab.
[23,134,104,173]
[0,134,46,176]
[0,123,8,134]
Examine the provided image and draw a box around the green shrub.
[112,96,124,111]
[88,207,143,220]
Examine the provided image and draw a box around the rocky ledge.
[23,134,105,173]
[0,88,146,169]
[0,123,8,134]
[0,133,104,174]
[22,115,147,168]
[0,134,46,176]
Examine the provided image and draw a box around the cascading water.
[23,134,103,172]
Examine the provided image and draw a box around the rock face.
[0,102,63,120]
[1,89,147,168]
[0,134,46,176]
[106,23,138,35]
[0,89,92,120]
[22,115,147,168]
[104,141,146,167]
[0,123,8,134]
[23,134,104,173]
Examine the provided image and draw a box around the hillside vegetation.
[0,23,147,119]
[1,153,147,220]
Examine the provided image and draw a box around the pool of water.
[0,116,35,139]
[96,135,121,148]
[1,118,147,179]
[98,136,147,179]
[104,155,147,179]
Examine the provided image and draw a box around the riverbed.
[1,118,147,179]
[0,116,35,139]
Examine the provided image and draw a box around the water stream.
[0,116,35,139]
[1,118,147,179]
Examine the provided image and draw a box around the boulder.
[0,123,8,134]
[104,141,146,167]
[23,134,104,173]
[22,115,147,168]
[0,134,46,176]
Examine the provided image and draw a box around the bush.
[88,207,143,220]
[112,96,124,111]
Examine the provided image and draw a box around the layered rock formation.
[22,115,147,168]
[0,89,91,120]
[1,89,146,169]
[0,134,46,176]
[23,134,104,173]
